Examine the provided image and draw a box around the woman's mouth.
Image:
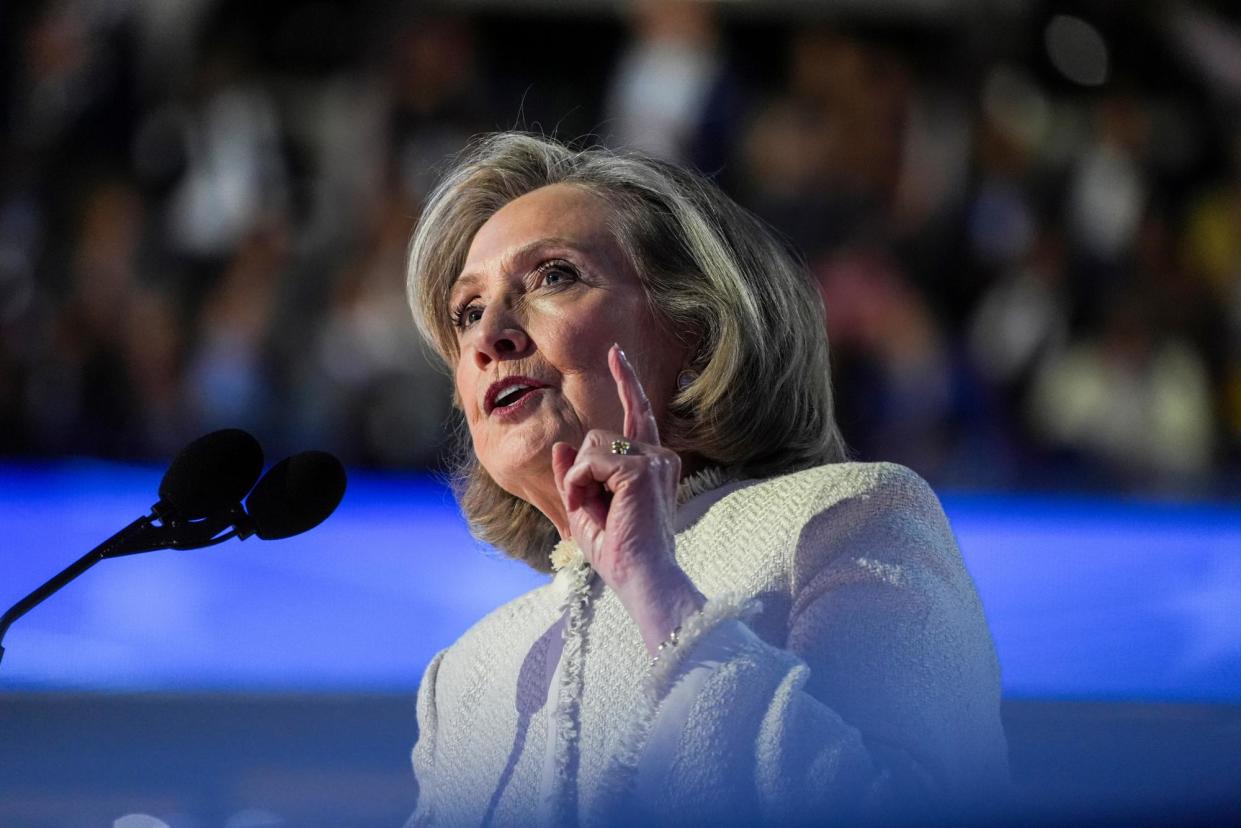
[490,386,544,420]
[485,376,550,419]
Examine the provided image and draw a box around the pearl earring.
[676,369,698,391]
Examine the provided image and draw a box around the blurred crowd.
[2,0,1239,496]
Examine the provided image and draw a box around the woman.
[404,132,1008,826]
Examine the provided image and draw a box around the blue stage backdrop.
[2,462,1239,699]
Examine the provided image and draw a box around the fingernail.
[614,343,629,364]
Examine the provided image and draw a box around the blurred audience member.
[739,30,910,261]
[606,0,739,173]
[1066,96,1151,293]
[1183,125,1241,458]
[1027,295,1214,489]
[387,16,489,205]
[168,54,288,261]
[184,222,288,446]
[819,248,957,477]
[29,180,150,457]
[303,185,453,468]
[968,231,1070,401]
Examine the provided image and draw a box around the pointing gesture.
[551,344,704,655]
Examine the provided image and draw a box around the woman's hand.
[551,344,705,655]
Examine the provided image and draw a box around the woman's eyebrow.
[449,272,482,303]
[454,236,585,292]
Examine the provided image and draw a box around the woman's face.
[450,183,687,514]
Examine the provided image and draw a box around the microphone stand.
[0,506,245,667]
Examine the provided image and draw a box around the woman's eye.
[453,304,484,329]
[540,262,578,287]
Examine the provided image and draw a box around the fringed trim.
[550,538,582,572]
[675,466,734,507]
[586,593,761,821]
[544,559,596,826]
[543,464,737,821]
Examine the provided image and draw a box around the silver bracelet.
[649,623,683,669]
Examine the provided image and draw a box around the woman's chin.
[485,431,569,491]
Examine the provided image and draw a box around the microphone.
[239,451,347,541]
[0,432,347,667]
[156,428,264,521]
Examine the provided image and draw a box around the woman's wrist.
[613,559,706,656]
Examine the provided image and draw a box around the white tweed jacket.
[409,462,1010,826]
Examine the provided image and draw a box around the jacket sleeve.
[594,464,1009,825]
[406,649,447,828]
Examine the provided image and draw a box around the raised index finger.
[610,343,660,446]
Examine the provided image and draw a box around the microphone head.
[245,451,347,540]
[159,429,264,520]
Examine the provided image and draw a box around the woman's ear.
[674,324,705,389]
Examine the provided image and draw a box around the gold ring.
[610,439,634,456]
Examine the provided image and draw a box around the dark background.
[3,0,1241,496]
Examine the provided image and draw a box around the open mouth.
[485,377,549,416]
[492,384,537,409]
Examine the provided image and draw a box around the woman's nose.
[472,306,531,368]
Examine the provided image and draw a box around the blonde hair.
[407,132,846,571]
